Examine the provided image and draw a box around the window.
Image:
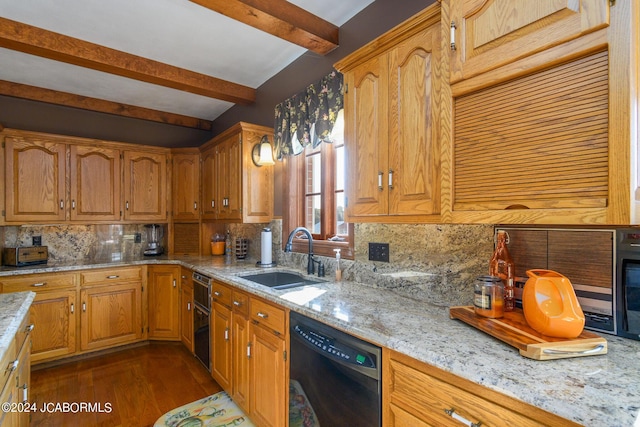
[283,111,354,259]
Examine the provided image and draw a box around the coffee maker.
[144,224,164,256]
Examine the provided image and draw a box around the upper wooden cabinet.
[199,122,274,223]
[335,5,442,222]
[4,135,67,222]
[70,144,121,221]
[171,150,200,221]
[122,150,168,222]
[448,0,609,83]
[442,0,639,224]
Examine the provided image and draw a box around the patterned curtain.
[274,70,344,159]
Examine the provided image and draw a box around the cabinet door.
[148,265,180,340]
[211,302,232,392]
[216,134,242,220]
[241,130,274,223]
[232,311,251,414]
[344,55,390,217]
[30,289,77,363]
[4,137,67,222]
[200,146,217,220]
[69,144,121,221]
[249,325,287,427]
[180,271,194,352]
[14,337,30,427]
[123,150,167,221]
[172,152,200,221]
[80,282,143,351]
[388,24,441,216]
[449,0,609,83]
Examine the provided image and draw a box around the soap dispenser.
[333,248,342,281]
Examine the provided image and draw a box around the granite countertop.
[0,291,36,366]
[1,256,638,426]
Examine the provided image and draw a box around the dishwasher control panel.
[293,323,376,368]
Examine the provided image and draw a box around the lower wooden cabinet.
[383,349,579,427]
[148,265,180,340]
[211,300,232,391]
[80,282,143,351]
[0,314,32,427]
[231,306,251,414]
[180,268,194,352]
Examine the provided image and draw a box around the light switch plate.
[369,242,389,262]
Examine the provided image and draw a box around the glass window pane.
[335,145,344,192]
[305,194,322,234]
[305,152,322,195]
[335,191,346,236]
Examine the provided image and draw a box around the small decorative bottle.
[489,230,515,311]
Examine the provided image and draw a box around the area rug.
[154,391,255,427]
[289,379,320,427]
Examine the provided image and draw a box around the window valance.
[274,70,343,159]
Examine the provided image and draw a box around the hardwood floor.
[30,342,222,427]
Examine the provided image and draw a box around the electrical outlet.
[134,233,142,243]
[32,236,42,246]
[369,242,389,262]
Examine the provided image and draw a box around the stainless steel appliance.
[143,224,164,256]
[289,312,381,427]
[616,229,640,340]
[2,246,48,266]
[192,272,212,370]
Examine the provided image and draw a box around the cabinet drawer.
[1,273,77,293]
[231,290,249,316]
[250,297,286,336]
[80,267,142,286]
[385,351,576,427]
[212,281,232,308]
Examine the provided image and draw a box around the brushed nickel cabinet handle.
[25,324,34,334]
[450,21,457,51]
[224,327,229,341]
[60,200,64,209]
[378,171,383,190]
[444,408,480,427]
[388,169,394,189]
[106,275,119,279]
[194,202,198,210]
[70,303,74,314]
[257,312,268,319]
[31,282,46,287]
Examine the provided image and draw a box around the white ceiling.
[0,0,373,123]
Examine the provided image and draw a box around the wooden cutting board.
[450,306,607,360]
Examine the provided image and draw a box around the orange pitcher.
[522,269,585,338]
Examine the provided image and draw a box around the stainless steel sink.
[240,271,322,290]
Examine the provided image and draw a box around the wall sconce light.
[252,135,275,167]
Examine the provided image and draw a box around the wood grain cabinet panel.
[4,136,67,222]
[180,268,194,353]
[336,6,442,222]
[171,151,200,221]
[448,0,609,83]
[211,301,232,391]
[123,150,167,221]
[148,265,180,340]
[70,144,121,221]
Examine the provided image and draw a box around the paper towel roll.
[261,228,273,265]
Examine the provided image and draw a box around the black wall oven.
[289,312,381,427]
[616,229,640,340]
[192,272,212,370]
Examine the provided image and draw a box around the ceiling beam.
[189,0,339,55]
[0,17,256,105]
[0,80,213,130]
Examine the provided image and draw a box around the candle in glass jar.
[474,275,504,318]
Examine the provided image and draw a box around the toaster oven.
[2,246,48,267]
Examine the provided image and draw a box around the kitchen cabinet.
[69,144,121,221]
[179,267,194,352]
[248,296,287,427]
[0,272,78,363]
[448,0,609,84]
[148,265,180,340]
[79,267,144,351]
[442,0,639,224]
[0,315,32,427]
[211,280,233,391]
[199,122,274,224]
[335,6,442,222]
[231,290,250,414]
[383,349,579,427]
[123,150,168,221]
[3,134,66,222]
[171,150,200,221]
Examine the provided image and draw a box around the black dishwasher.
[289,312,381,427]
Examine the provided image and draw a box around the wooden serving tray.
[450,306,607,360]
